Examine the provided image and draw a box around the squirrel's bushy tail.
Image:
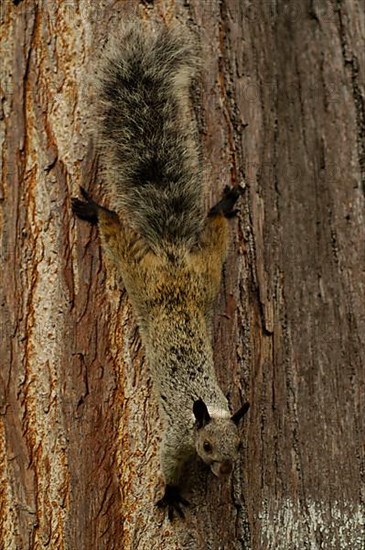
[96,21,203,252]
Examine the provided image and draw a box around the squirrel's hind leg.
[190,185,244,316]
[72,187,129,267]
[72,186,120,227]
[198,184,245,264]
[72,187,154,288]
[208,185,244,218]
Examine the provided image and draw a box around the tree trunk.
[1,1,364,549]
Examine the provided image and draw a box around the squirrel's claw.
[156,484,189,521]
[72,187,120,227]
[79,186,92,202]
[71,187,99,225]
[209,185,245,218]
[71,197,98,225]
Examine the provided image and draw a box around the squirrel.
[72,20,249,520]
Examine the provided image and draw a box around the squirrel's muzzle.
[211,460,233,477]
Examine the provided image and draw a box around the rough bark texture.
[1,1,364,549]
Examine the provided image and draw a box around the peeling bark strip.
[1,1,364,549]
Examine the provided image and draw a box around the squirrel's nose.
[219,460,233,476]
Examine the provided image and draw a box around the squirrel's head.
[193,398,249,477]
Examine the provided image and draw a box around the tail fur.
[95,21,203,252]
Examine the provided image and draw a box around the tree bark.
[1,1,364,549]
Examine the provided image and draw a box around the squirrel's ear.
[231,402,250,425]
[193,399,211,429]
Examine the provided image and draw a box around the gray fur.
[95,21,203,253]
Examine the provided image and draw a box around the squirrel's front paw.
[156,484,189,521]
[209,184,245,218]
[71,187,99,225]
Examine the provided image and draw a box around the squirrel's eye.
[203,441,212,453]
